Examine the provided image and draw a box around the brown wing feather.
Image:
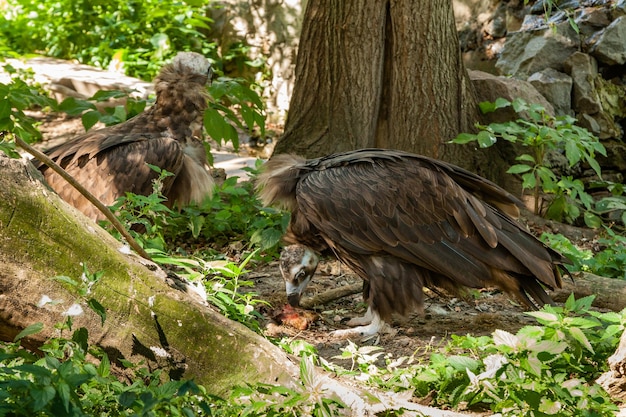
[41,135,184,220]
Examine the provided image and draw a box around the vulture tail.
[256,154,307,211]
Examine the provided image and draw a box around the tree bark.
[0,154,477,416]
[275,0,481,172]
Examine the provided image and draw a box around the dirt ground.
[249,256,543,366]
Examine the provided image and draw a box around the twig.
[301,282,363,309]
[15,136,153,262]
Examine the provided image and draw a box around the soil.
[249,257,541,367]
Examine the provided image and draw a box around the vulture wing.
[289,149,565,318]
[40,126,185,220]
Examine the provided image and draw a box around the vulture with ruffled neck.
[37,52,215,221]
[257,148,568,338]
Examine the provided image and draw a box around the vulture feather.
[256,148,569,338]
[37,52,215,221]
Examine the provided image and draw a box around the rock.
[589,15,626,65]
[528,68,573,116]
[575,6,612,37]
[563,52,602,114]
[469,70,555,123]
[495,20,579,78]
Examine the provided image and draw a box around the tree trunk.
[274,0,482,172]
[0,154,477,416]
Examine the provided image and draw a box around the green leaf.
[0,99,10,119]
[507,164,532,174]
[98,352,111,378]
[476,130,496,148]
[14,322,44,342]
[30,385,56,411]
[583,211,602,228]
[81,110,101,131]
[87,298,107,325]
[90,90,127,101]
[568,326,594,353]
[71,327,89,352]
[447,355,481,371]
[527,311,559,324]
[516,154,536,163]
[450,132,476,144]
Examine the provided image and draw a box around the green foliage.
[0,323,348,416]
[317,296,622,416]
[58,89,147,131]
[105,162,287,258]
[207,78,267,149]
[0,64,57,153]
[0,323,243,416]
[202,251,269,333]
[0,0,216,80]
[232,355,345,417]
[452,98,607,227]
[542,231,626,280]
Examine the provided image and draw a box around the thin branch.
[15,136,153,262]
[301,282,363,309]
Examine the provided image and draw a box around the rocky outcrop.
[456,0,626,143]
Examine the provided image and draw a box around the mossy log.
[0,154,476,417]
[0,154,298,395]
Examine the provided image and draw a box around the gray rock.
[575,6,612,37]
[528,68,573,116]
[563,52,602,114]
[589,16,626,65]
[469,70,555,123]
[495,21,579,78]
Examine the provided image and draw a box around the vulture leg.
[345,306,373,326]
[329,308,384,338]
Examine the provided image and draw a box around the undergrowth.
[0,322,346,417]
[286,295,624,416]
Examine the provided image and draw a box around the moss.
[596,75,626,119]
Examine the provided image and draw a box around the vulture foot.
[330,309,384,339]
[345,306,373,327]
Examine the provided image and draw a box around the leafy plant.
[312,295,623,416]
[0,64,57,154]
[58,89,147,132]
[202,251,269,333]
[452,98,606,227]
[232,355,345,417]
[0,323,350,416]
[0,0,216,80]
[542,231,626,280]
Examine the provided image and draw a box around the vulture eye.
[294,270,306,282]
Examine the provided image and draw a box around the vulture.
[256,148,569,338]
[37,51,215,221]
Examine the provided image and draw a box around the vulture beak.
[279,245,319,307]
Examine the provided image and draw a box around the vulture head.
[37,51,216,221]
[257,148,569,339]
[280,244,319,307]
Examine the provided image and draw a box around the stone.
[575,6,612,37]
[469,70,555,123]
[563,52,602,114]
[528,68,573,116]
[589,16,626,65]
[495,20,579,78]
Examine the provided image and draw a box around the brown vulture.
[37,52,215,221]
[256,148,569,338]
